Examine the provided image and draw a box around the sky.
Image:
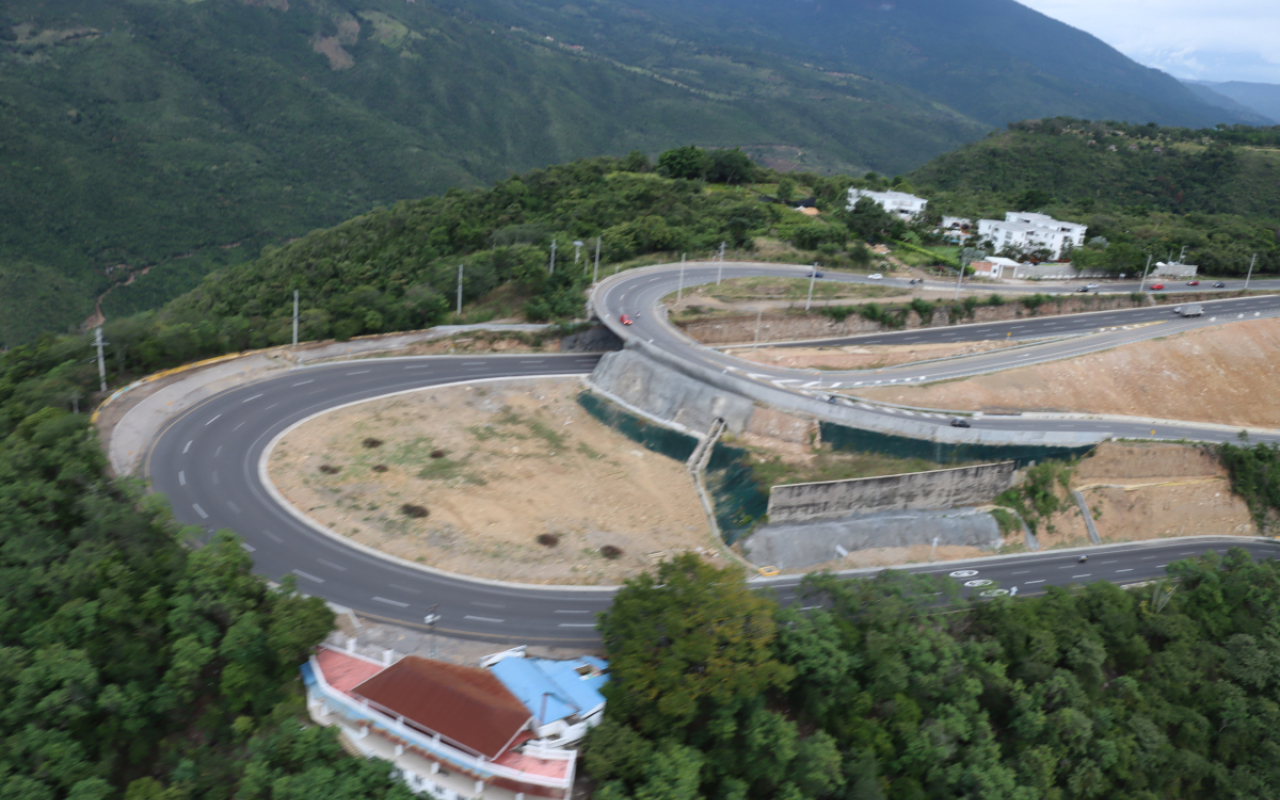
[1017,0,1280,84]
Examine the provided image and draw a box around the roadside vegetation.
[1218,440,1280,531]
[589,549,1280,799]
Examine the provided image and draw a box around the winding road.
[145,262,1280,644]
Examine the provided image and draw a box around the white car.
[1085,282,1100,289]
[868,273,883,280]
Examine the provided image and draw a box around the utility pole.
[954,252,966,300]
[678,254,685,303]
[1178,245,1187,264]
[931,536,940,562]
[423,605,440,659]
[753,308,763,349]
[93,327,108,393]
[549,240,557,275]
[456,264,464,315]
[1139,254,1153,292]
[292,290,299,347]
[1246,253,1257,290]
[805,263,817,311]
[593,236,601,284]
[717,241,726,285]
[574,240,585,272]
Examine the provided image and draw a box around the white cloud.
[1016,0,1280,83]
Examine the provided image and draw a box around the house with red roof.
[303,644,577,800]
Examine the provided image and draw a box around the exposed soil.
[861,317,1280,429]
[268,379,715,585]
[725,340,1024,371]
[1022,443,1255,550]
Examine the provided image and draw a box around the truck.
[1175,304,1204,317]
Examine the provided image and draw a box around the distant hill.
[1183,83,1276,125]
[0,0,1265,344]
[1188,81,1280,125]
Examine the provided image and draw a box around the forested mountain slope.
[0,0,986,345]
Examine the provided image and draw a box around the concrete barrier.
[767,462,1018,523]
[590,348,756,435]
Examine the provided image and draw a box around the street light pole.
[549,240,557,275]
[677,254,685,303]
[574,240,585,272]
[456,264,464,315]
[1139,254,1153,292]
[954,252,966,300]
[806,263,817,311]
[1246,253,1257,290]
[717,241,726,285]
[292,290,299,347]
[423,606,440,659]
[593,236,601,284]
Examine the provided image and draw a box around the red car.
[1186,280,1200,286]
[1150,284,1165,290]
[619,314,633,325]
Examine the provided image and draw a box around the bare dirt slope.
[1029,443,1255,550]
[268,379,714,586]
[727,340,1022,371]
[862,317,1280,429]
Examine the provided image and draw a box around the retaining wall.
[767,461,1018,523]
[589,348,756,435]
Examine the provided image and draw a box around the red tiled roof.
[352,656,532,759]
[315,648,385,696]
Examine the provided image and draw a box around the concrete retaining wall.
[589,348,756,435]
[767,461,1018,523]
[744,508,1002,569]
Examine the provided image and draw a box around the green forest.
[590,552,1280,800]
[0,0,989,345]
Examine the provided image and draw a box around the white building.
[847,188,928,220]
[969,256,1022,279]
[977,213,1087,260]
[1150,262,1199,278]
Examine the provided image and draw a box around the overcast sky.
[1017,0,1280,84]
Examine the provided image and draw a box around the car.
[619,314,633,325]
[950,418,971,428]
[868,273,883,280]
[1085,283,1100,290]
[1076,286,1091,293]
[1214,281,1227,288]
[1186,280,1200,286]
[1150,283,1165,290]
[807,271,824,278]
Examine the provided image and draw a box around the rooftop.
[352,656,533,759]
[489,656,609,726]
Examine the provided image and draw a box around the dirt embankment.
[1029,443,1255,549]
[268,379,718,586]
[675,293,1151,346]
[726,340,1023,371]
[862,316,1280,429]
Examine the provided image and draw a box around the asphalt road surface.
[146,262,1280,643]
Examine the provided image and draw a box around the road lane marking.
[233,421,246,432]
[226,500,240,513]
[263,529,282,543]
[374,596,409,608]
[554,610,591,614]
[212,471,219,485]
[471,602,505,609]
[205,414,221,426]
[558,623,596,628]
[192,503,208,519]
[402,366,431,370]
[317,558,347,572]
[1011,570,1029,575]
[242,393,264,403]
[464,615,504,623]
[293,570,324,583]
[1025,579,1046,584]
[1116,568,1133,573]
[214,446,222,457]
[183,440,192,454]
[520,360,545,364]
[293,379,315,386]
[389,584,421,593]
[179,471,186,486]
[241,543,256,552]
[1073,574,1092,578]
[347,370,371,375]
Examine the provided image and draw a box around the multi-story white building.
[847,188,928,220]
[976,213,1087,260]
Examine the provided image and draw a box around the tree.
[707,149,757,184]
[597,554,794,736]
[657,146,712,180]
[843,197,894,241]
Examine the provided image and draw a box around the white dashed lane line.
[471,602,505,609]
[554,610,591,614]
[241,393,263,403]
[373,596,409,608]
[316,558,347,572]
[179,471,186,486]
[293,570,324,584]
[226,500,240,514]
[464,615,504,623]
[205,414,221,426]
[192,503,208,519]
[183,440,192,454]
[558,623,596,628]
[262,529,283,543]
[293,379,315,386]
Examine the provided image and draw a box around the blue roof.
[488,656,609,726]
